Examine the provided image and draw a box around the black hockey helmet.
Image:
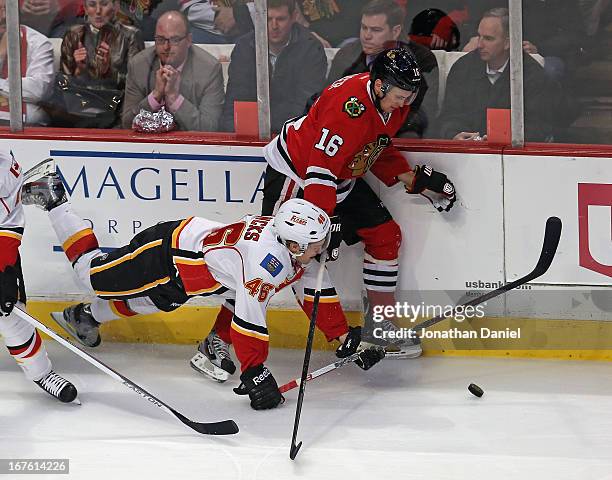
[370,48,422,99]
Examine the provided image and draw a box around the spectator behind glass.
[295,0,369,48]
[179,0,257,44]
[462,1,586,83]
[0,0,54,125]
[437,7,557,141]
[122,10,224,130]
[60,0,144,95]
[112,0,178,41]
[220,0,327,133]
[19,0,81,38]
[326,0,439,138]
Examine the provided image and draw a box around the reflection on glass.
[3,0,609,143]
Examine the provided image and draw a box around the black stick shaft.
[290,254,327,460]
[13,307,238,435]
[413,216,562,332]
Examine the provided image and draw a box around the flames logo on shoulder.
[343,96,365,118]
[348,134,391,176]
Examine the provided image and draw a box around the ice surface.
[2,343,612,480]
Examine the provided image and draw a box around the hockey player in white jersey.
[0,153,77,403]
[22,172,384,410]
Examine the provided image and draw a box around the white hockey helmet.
[274,198,331,256]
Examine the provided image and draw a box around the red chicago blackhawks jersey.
[263,72,413,214]
[0,151,24,271]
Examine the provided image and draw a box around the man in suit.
[219,0,327,134]
[326,0,439,138]
[437,7,557,141]
[121,10,225,131]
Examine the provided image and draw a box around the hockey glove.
[406,165,457,212]
[326,216,342,262]
[335,326,386,371]
[355,346,386,370]
[0,265,18,316]
[336,326,362,358]
[233,364,285,410]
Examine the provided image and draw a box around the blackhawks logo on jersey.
[343,96,365,118]
[348,135,391,176]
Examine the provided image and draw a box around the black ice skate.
[190,330,236,383]
[361,295,422,359]
[51,303,101,348]
[35,370,78,403]
[21,172,67,211]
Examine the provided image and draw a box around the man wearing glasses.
[122,10,224,131]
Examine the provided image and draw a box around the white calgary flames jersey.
[171,215,304,337]
[0,151,24,270]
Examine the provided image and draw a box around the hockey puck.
[468,383,484,397]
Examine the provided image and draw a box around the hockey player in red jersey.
[22,175,384,410]
[262,48,457,358]
[0,153,77,403]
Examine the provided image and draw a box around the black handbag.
[46,72,123,128]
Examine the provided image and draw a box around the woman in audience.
[58,0,144,127]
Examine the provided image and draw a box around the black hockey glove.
[406,165,456,212]
[335,326,386,371]
[0,265,18,316]
[326,215,342,262]
[356,346,386,370]
[233,364,285,410]
[336,326,362,358]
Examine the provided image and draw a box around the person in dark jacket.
[437,7,557,141]
[326,0,439,138]
[220,0,327,133]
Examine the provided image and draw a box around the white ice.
[2,343,612,480]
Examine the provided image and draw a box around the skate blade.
[190,352,229,383]
[384,345,423,359]
[50,312,96,348]
[23,158,55,182]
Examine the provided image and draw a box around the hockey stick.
[411,216,562,332]
[289,252,327,460]
[12,307,239,436]
[280,216,562,391]
[279,351,361,393]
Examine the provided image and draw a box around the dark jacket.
[61,21,144,90]
[437,50,556,141]
[326,39,439,137]
[220,23,327,133]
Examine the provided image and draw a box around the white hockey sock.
[0,308,52,381]
[123,297,163,315]
[48,202,93,246]
[89,298,121,323]
[89,297,162,324]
